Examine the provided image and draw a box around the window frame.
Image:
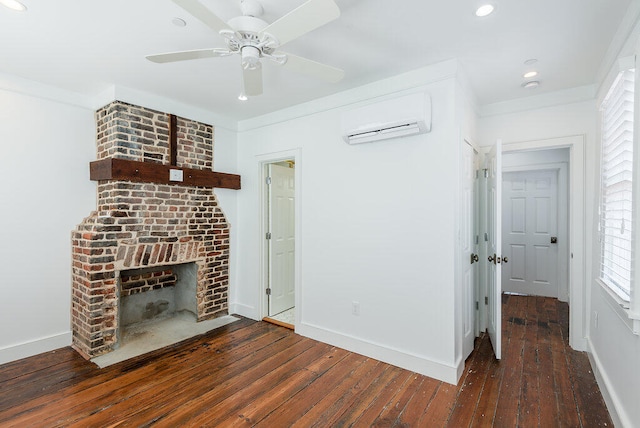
[598,67,635,302]
[597,55,640,335]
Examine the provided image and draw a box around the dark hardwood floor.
[0,295,612,427]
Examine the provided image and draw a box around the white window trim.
[597,278,640,335]
[597,54,640,335]
[599,67,634,301]
[631,56,640,332]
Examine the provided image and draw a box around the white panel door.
[502,170,558,298]
[268,163,295,316]
[487,140,502,360]
[461,141,477,360]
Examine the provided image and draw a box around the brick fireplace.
[71,101,238,359]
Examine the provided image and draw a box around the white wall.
[212,126,239,307]
[231,64,466,383]
[0,87,96,364]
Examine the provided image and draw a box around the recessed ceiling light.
[0,0,27,12]
[171,17,187,27]
[238,93,248,101]
[523,71,538,79]
[475,4,495,17]
[524,58,538,66]
[522,81,540,89]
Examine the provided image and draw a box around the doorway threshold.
[263,307,294,330]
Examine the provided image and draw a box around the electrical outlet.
[594,311,598,329]
[352,301,360,316]
[169,169,183,182]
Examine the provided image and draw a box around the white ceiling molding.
[478,84,597,117]
[0,71,96,110]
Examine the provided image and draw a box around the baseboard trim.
[587,339,627,427]
[297,321,461,385]
[0,332,72,365]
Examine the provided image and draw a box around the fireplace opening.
[119,262,197,346]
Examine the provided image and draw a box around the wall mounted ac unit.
[341,91,431,144]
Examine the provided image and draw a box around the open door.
[461,140,478,359]
[487,139,502,359]
[267,162,295,316]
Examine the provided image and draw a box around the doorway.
[263,160,296,329]
[482,137,586,359]
[501,149,569,302]
[502,167,567,298]
[503,138,584,351]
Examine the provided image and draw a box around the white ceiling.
[0,0,634,120]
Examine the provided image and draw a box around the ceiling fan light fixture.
[241,45,262,70]
[523,71,538,79]
[0,0,27,11]
[475,4,494,17]
[238,93,248,101]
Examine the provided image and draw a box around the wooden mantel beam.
[90,158,241,190]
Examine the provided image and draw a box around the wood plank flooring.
[0,295,612,427]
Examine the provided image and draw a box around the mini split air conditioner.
[341,91,432,144]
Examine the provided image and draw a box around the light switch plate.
[169,169,183,182]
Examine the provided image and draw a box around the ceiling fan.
[147,0,345,97]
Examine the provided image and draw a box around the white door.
[461,141,478,359]
[268,163,295,316]
[502,170,559,298]
[487,140,502,359]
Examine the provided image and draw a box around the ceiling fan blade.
[172,0,232,33]
[259,0,340,47]
[243,66,263,96]
[281,52,344,83]
[146,48,230,64]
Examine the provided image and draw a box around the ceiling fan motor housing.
[240,0,263,17]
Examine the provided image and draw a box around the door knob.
[502,256,508,263]
[550,236,557,244]
[488,254,496,264]
[470,253,479,264]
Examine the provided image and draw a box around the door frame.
[502,163,569,301]
[502,135,586,351]
[258,149,302,327]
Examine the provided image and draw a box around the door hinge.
[483,169,489,178]
[485,296,489,305]
[266,232,272,240]
[475,301,479,310]
[484,232,488,242]
[266,176,272,185]
[266,288,271,295]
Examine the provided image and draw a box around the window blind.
[600,69,635,301]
